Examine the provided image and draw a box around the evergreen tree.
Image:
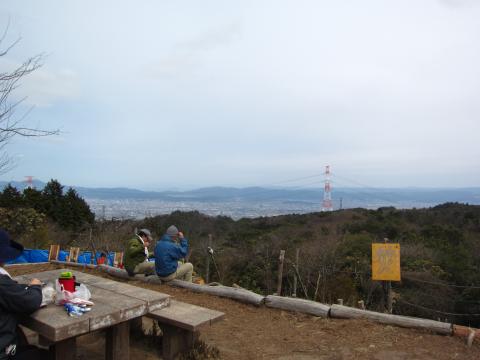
[61,187,94,231]
[41,179,64,223]
[23,187,43,212]
[0,184,24,208]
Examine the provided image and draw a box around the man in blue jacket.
[154,225,193,282]
[0,229,47,360]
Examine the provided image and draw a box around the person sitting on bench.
[154,225,193,282]
[0,229,48,360]
[123,229,155,276]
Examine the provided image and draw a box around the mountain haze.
[1,180,480,220]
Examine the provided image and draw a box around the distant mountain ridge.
[0,180,479,207]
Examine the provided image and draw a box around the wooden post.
[276,250,285,296]
[48,245,60,262]
[314,272,321,302]
[321,265,327,304]
[206,234,212,284]
[68,247,80,263]
[113,252,124,268]
[265,245,272,294]
[292,264,309,299]
[293,248,299,297]
[382,237,393,314]
[90,227,99,265]
[386,281,393,314]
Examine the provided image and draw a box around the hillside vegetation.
[0,180,94,247]
[1,181,479,327]
[138,204,480,327]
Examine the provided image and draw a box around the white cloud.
[437,0,479,8]
[141,23,241,79]
[0,57,80,107]
[19,67,80,107]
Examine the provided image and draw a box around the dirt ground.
[7,263,480,360]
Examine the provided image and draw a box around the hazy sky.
[0,0,479,190]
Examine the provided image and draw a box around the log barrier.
[46,261,478,342]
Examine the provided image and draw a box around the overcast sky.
[0,0,479,190]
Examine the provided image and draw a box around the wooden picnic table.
[14,268,170,360]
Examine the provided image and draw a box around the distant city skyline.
[1,0,479,190]
[2,177,480,220]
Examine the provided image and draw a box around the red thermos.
[58,273,76,292]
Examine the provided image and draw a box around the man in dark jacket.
[0,229,47,360]
[154,225,193,282]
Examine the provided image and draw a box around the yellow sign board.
[372,243,401,281]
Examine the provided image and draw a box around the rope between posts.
[404,291,480,305]
[397,299,480,317]
[402,276,480,289]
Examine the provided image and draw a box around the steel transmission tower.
[24,176,34,189]
[322,165,333,211]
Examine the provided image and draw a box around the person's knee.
[185,262,193,272]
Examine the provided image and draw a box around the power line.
[331,172,377,189]
[242,173,325,191]
[197,179,325,206]
[331,177,403,205]
[265,173,325,187]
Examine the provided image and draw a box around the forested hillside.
[140,203,480,327]
[1,182,479,327]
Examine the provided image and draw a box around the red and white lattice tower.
[321,165,333,211]
[24,176,34,189]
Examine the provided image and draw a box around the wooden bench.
[146,300,224,360]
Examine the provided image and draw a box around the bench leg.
[38,335,53,348]
[106,321,130,360]
[130,317,143,336]
[161,324,196,360]
[51,337,76,360]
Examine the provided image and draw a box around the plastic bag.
[55,280,91,305]
[74,283,91,301]
[41,283,56,307]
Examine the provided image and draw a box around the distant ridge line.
[0,180,479,205]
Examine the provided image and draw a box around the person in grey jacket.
[0,229,47,360]
[154,225,193,282]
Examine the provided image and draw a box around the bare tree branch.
[0,37,21,57]
[0,127,59,137]
[0,26,59,173]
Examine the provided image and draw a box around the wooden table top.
[14,269,170,342]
